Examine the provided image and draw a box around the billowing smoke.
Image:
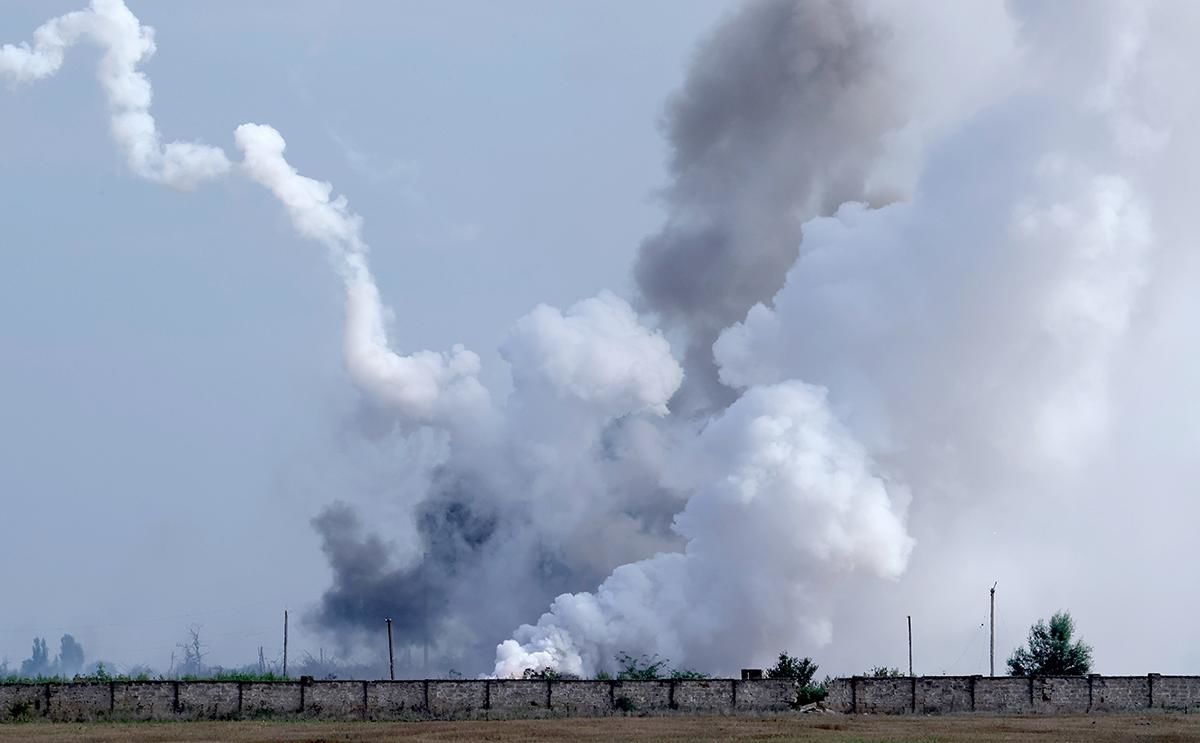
[632,0,1016,412]
[496,380,912,677]
[492,0,1200,677]
[8,0,1200,680]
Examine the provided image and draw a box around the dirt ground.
[0,715,1197,743]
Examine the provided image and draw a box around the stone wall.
[0,677,798,722]
[4,675,1199,722]
[827,673,1200,714]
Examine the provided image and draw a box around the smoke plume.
[632,0,1015,412]
[8,0,1200,679]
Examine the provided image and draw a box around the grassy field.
[0,715,1197,743]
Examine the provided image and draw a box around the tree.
[1007,610,1092,676]
[865,666,903,677]
[615,652,669,680]
[174,625,208,677]
[20,638,51,677]
[57,635,85,677]
[767,652,819,686]
[767,652,828,705]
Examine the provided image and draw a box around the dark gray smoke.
[310,462,628,675]
[635,0,930,411]
[310,471,500,673]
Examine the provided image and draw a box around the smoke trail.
[0,0,229,189]
[233,123,489,426]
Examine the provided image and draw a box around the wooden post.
[386,618,395,681]
[283,609,289,678]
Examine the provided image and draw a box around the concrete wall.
[828,674,1200,714]
[0,677,798,722]
[365,681,425,721]
[4,674,1199,722]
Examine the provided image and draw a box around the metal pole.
[283,609,289,678]
[907,615,913,676]
[386,618,395,681]
[989,582,997,677]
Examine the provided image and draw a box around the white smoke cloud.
[0,0,229,189]
[501,291,682,417]
[493,0,1200,678]
[495,380,912,678]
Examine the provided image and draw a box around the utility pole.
[283,609,289,679]
[907,615,913,676]
[989,582,997,677]
[385,618,395,681]
[421,558,429,677]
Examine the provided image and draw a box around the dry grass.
[0,715,1197,743]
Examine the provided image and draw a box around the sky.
[3,0,1200,681]
[0,0,729,672]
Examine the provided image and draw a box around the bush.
[767,652,828,705]
[767,653,818,685]
[864,666,904,677]
[669,668,712,680]
[522,667,580,680]
[615,652,670,681]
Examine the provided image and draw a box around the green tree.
[767,652,819,686]
[864,666,903,677]
[1007,610,1093,676]
[767,652,828,705]
[614,652,669,680]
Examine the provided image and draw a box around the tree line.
[1,610,1094,684]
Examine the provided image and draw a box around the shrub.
[615,652,670,681]
[767,652,828,706]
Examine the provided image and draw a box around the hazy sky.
[0,0,729,671]
[5,0,1200,681]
